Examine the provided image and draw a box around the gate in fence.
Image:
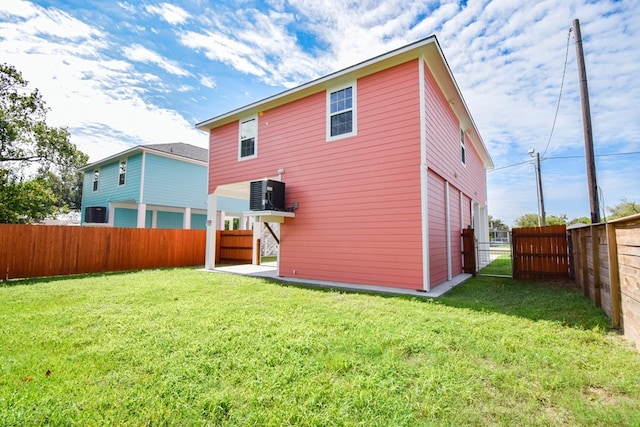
[462,228,513,277]
[463,225,569,280]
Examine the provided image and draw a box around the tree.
[0,170,57,223]
[488,215,509,230]
[513,213,540,228]
[546,214,567,226]
[0,63,88,222]
[568,216,591,226]
[513,213,567,228]
[607,198,640,220]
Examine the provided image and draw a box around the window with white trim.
[239,116,257,160]
[327,82,356,140]
[460,128,466,165]
[118,159,127,186]
[92,169,99,192]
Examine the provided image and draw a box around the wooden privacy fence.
[215,230,253,264]
[461,228,476,274]
[0,224,205,280]
[511,225,570,280]
[568,215,640,350]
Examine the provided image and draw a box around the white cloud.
[199,75,216,89]
[145,3,190,25]
[0,0,38,19]
[122,44,191,77]
[0,2,205,162]
[1,0,638,223]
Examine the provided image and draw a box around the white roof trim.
[79,145,207,171]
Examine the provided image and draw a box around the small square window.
[239,117,257,160]
[92,169,99,192]
[460,128,466,165]
[118,159,127,186]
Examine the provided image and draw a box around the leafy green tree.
[546,214,567,226]
[514,213,567,228]
[0,63,88,222]
[607,198,640,220]
[489,215,509,230]
[0,170,57,223]
[568,216,591,226]
[513,213,540,228]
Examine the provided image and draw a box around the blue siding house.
[80,143,219,229]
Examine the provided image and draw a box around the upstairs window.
[92,169,99,192]
[327,82,357,140]
[460,128,466,165]
[239,116,257,160]
[118,159,127,186]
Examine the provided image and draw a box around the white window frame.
[118,158,127,186]
[238,115,258,161]
[460,127,467,166]
[326,81,357,141]
[92,169,99,192]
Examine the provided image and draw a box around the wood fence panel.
[0,224,205,280]
[217,230,253,264]
[568,216,640,350]
[512,225,569,280]
[617,225,640,345]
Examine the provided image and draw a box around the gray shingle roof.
[142,143,208,163]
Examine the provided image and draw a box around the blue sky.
[1,0,638,225]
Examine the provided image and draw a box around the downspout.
[419,57,430,292]
[446,181,452,281]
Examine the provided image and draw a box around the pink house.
[196,36,493,292]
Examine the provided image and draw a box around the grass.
[2,269,640,426]
[479,253,512,276]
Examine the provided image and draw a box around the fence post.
[580,229,589,297]
[215,230,221,264]
[511,229,517,279]
[606,223,621,328]
[590,225,601,307]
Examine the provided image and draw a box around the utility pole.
[536,152,546,226]
[573,18,601,223]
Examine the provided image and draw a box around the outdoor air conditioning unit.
[250,179,285,211]
[85,206,107,223]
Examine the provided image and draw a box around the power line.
[488,151,640,172]
[542,28,572,159]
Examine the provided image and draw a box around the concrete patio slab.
[207,262,471,298]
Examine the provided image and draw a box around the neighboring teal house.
[80,143,219,229]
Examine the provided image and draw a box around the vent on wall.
[85,206,107,223]
[250,179,285,211]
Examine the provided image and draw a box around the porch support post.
[252,218,262,265]
[205,194,218,270]
[183,207,191,229]
[107,202,115,227]
[137,203,146,228]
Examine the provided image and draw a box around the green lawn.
[479,253,512,276]
[2,269,639,426]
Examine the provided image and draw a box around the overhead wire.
[542,27,572,159]
[488,151,640,172]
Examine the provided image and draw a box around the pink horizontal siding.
[424,64,486,203]
[423,61,487,286]
[449,185,462,276]
[428,169,447,285]
[209,60,424,289]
